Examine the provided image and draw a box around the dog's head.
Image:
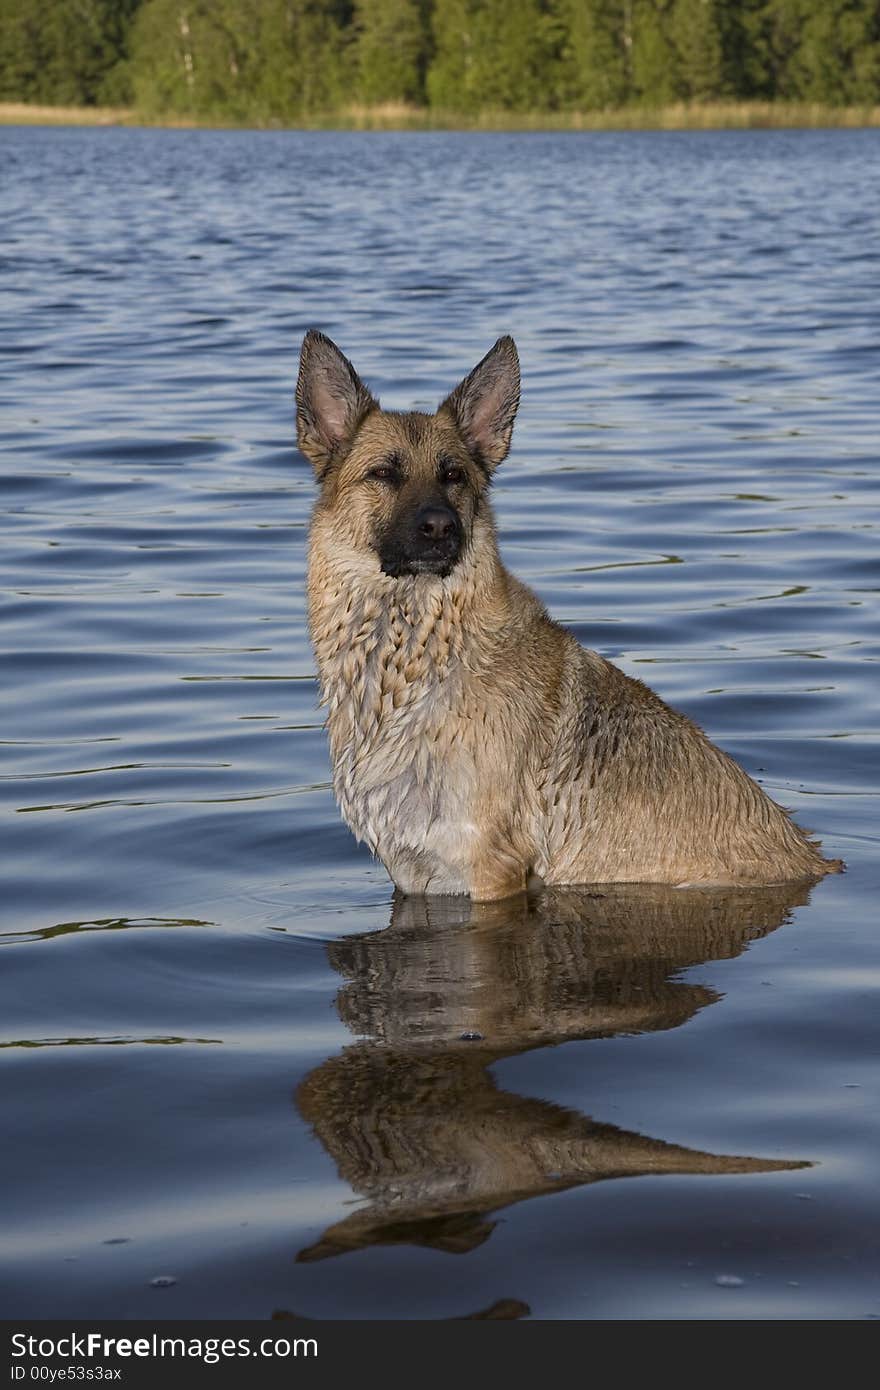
[296,332,520,579]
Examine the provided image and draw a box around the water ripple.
[1,125,877,1322]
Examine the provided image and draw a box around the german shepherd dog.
[298,332,840,900]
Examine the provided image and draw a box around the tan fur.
[298,333,841,900]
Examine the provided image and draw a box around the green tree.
[552,0,630,108]
[0,0,141,105]
[352,0,428,105]
[250,0,352,117]
[129,0,350,119]
[4,0,878,121]
[715,0,771,97]
[630,0,680,103]
[757,0,880,103]
[428,0,560,112]
[425,0,473,108]
[671,0,725,99]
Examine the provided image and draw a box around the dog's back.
[536,629,832,886]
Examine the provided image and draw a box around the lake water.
[1,126,878,1321]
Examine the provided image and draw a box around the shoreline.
[3,99,880,132]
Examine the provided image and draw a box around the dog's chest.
[318,602,478,859]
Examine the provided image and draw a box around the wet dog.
[298,331,840,899]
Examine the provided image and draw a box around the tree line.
[2,1,879,118]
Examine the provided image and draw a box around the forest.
[1,1,879,121]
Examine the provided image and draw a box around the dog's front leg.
[468,837,529,902]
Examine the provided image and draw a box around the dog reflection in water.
[295,883,810,1262]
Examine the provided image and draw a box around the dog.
[297,331,840,900]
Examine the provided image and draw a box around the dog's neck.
[307,516,513,722]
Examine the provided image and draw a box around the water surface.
[1,126,877,1320]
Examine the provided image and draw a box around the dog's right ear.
[296,331,378,477]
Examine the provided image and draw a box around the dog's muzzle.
[379,504,463,577]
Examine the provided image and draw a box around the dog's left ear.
[296,330,378,476]
[440,336,520,470]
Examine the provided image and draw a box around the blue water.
[1,125,878,1320]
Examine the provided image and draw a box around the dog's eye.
[366,465,397,483]
[440,465,464,485]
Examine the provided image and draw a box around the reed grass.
[4,99,880,132]
[324,99,880,130]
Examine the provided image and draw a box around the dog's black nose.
[416,506,457,541]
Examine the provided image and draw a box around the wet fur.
[298,332,841,901]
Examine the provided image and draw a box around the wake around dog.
[297,332,840,900]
